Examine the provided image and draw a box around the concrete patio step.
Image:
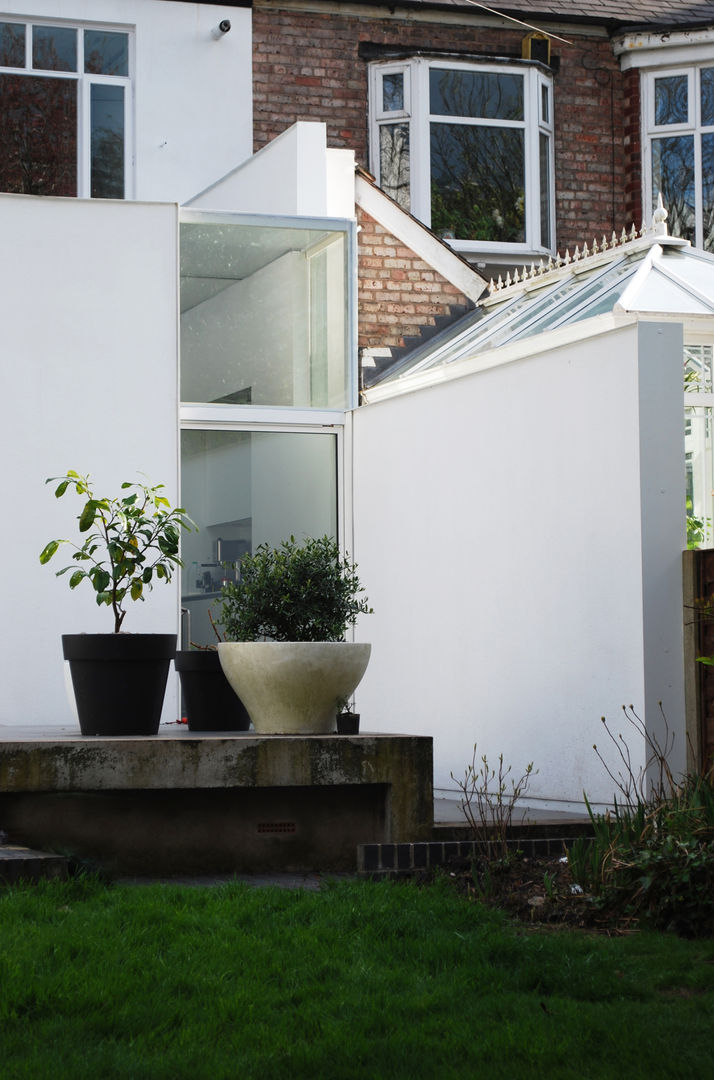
[0,843,69,885]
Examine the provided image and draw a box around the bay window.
[369,57,554,257]
[0,19,131,198]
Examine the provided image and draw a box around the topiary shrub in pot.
[40,470,195,736]
[217,535,372,734]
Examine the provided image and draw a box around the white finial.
[592,237,599,255]
[620,227,628,245]
[652,192,668,235]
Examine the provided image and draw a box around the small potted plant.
[217,535,372,734]
[335,696,361,735]
[40,470,195,736]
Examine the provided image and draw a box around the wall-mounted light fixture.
[211,19,231,40]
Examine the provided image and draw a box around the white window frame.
[642,63,714,250]
[0,16,134,199]
[368,57,555,258]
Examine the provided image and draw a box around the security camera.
[211,20,231,39]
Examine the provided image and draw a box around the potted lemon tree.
[40,470,194,736]
[217,535,372,734]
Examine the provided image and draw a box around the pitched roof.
[341,0,714,32]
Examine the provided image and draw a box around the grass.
[1,875,713,1079]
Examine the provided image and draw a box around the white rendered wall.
[352,319,686,809]
[5,1,252,204]
[0,193,180,727]
[188,124,356,218]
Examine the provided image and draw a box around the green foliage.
[39,470,195,633]
[219,535,372,642]
[568,706,714,936]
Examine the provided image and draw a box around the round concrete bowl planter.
[217,641,371,734]
[63,633,176,736]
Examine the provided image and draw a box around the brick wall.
[357,207,471,352]
[252,5,630,252]
[623,67,643,230]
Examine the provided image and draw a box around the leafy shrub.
[219,535,372,642]
[568,706,714,937]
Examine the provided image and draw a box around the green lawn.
[1,875,712,1079]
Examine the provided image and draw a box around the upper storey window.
[369,58,554,258]
[0,19,131,198]
[644,65,714,250]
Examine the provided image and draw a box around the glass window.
[370,59,553,254]
[180,217,351,409]
[382,72,404,112]
[180,429,338,645]
[0,20,130,199]
[379,123,410,210]
[685,344,714,548]
[654,74,688,125]
[0,22,25,67]
[90,83,125,198]
[0,74,77,196]
[429,68,523,120]
[84,30,128,76]
[430,124,524,243]
[646,66,714,251]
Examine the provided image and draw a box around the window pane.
[684,344,713,393]
[0,22,25,67]
[430,68,523,121]
[539,131,551,249]
[84,30,129,76]
[430,122,525,242]
[541,83,549,124]
[32,25,77,72]
[652,135,695,242]
[702,67,714,127]
[685,405,714,548]
[180,429,338,645]
[654,74,688,125]
[702,133,714,251]
[0,73,76,195]
[180,221,349,408]
[379,122,410,210]
[90,83,124,198]
[382,72,404,112]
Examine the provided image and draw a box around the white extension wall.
[0,193,180,725]
[6,0,253,204]
[352,318,687,809]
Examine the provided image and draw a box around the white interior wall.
[181,253,308,406]
[352,319,686,808]
[7,0,252,204]
[0,193,180,726]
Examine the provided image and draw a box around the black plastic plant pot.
[336,712,360,735]
[62,633,177,736]
[174,650,250,732]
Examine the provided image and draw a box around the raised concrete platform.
[0,725,433,876]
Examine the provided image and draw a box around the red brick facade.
[252,5,631,253]
[357,207,471,352]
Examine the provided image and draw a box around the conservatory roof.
[364,201,714,401]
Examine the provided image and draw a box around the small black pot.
[63,633,177,736]
[175,650,250,732]
[336,712,360,735]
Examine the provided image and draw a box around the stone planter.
[217,641,371,734]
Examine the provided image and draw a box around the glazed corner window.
[645,65,714,251]
[0,21,130,199]
[369,58,554,253]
